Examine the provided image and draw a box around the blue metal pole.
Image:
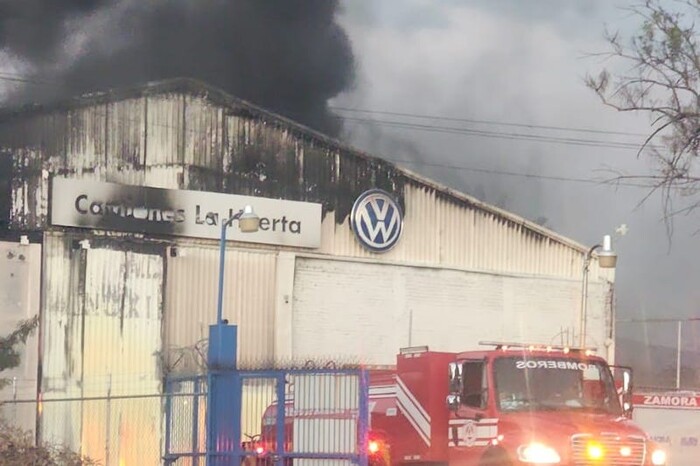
[275,373,287,466]
[358,369,369,466]
[206,371,214,466]
[209,209,244,466]
[231,372,243,466]
[216,210,245,324]
[164,379,173,462]
[192,378,201,466]
[216,219,230,325]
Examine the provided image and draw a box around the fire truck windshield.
[493,356,622,415]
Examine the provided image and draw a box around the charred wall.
[0,82,406,231]
[0,152,10,231]
[0,80,586,278]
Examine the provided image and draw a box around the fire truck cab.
[369,343,667,466]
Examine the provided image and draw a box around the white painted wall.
[634,405,700,466]
[0,240,41,433]
[284,257,611,365]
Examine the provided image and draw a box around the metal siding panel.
[41,233,163,465]
[165,245,277,371]
[146,94,185,166]
[105,166,182,189]
[316,182,597,280]
[184,96,224,170]
[65,106,106,170]
[105,98,146,172]
[1,88,600,282]
[224,115,315,201]
[399,184,597,278]
[42,233,88,451]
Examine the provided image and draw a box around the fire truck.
[258,342,667,466]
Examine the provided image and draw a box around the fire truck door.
[450,360,493,464]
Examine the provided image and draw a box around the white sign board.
[51,178,322,248]
[634,392,700,466]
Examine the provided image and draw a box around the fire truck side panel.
[370,351,456,464]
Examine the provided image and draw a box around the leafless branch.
[587,0,700,234]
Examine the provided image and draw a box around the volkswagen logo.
[351,189,403,253]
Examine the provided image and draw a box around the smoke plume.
[0,0,108,62]
[1,0,355,136]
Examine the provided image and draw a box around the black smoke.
[0,0,108,62]
[1,0,355,136]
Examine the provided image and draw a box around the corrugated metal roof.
[0,78,589,255]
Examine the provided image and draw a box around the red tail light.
[255,446,265,455]
[368,440,380,454]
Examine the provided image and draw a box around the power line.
[0,73,50,85]
[0,73,670,188]
[337,115,658,152]
[331,106,649,138]
[383,157,656,188]
[0,72,657,147]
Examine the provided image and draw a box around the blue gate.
[164,367,370,466]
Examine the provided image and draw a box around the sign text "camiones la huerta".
[74,195,303,234]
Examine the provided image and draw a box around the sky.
[331,0,700,369]
[0,0,698,381]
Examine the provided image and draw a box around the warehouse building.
[0,79,614,463]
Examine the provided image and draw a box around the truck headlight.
[517,442,561,464]
[651,449,666,465]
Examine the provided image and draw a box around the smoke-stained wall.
[0,152,10,231]
[0,80,405,231]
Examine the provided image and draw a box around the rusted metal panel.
[41,232,163,465]
[165,244,277,372]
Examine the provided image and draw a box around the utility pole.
[616,316,700,389]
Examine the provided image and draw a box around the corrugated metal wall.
[318,184,598,280]
[0,83,600,282]
[165,244,277,371]
[41,232,163,465]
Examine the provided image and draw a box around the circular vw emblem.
[351,189,403,253]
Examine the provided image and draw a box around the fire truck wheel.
[478,449,512,466]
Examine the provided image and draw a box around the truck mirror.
[446,394,461,411]
[611,365,634,418]
[448,362,463,394]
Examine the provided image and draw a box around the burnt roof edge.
[0,77,588,255]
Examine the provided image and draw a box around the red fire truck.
[259,343,667,466]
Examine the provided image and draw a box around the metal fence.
[0,367,369,466]
[0,391,165,466]
[164,376,208,465]
[164,368,370,466]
